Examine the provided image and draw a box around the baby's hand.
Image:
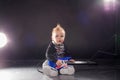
[56,60,68,69]
[61,63,68,68]
[56,60,62,66]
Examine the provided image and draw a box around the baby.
[42,24,75,76]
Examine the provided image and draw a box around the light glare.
[104,0,117,11]
[0,32,8,48]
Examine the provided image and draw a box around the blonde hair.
[52,24,65,35]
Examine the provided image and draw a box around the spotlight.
[104,0,114,3]
[103,0,117,11]
[0,32,8,48]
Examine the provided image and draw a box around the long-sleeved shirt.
[46,41,71,63]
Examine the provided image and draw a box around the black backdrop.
[0,0,119,62]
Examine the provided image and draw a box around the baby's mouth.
[58,40,62,43]
[57,41,62,44]
[59,41,61,42]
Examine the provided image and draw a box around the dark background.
[0,0,119,63]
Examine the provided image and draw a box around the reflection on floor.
[0,60,119,80]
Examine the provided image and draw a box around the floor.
[0,60,119,80]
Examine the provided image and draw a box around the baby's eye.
[55,35,59,37]
[61,35,64,37]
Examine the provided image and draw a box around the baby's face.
[52,31,65,45]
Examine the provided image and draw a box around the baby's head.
[52,24,65,45]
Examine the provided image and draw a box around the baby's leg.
[42,60,58,76]
[60,65,75,75]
